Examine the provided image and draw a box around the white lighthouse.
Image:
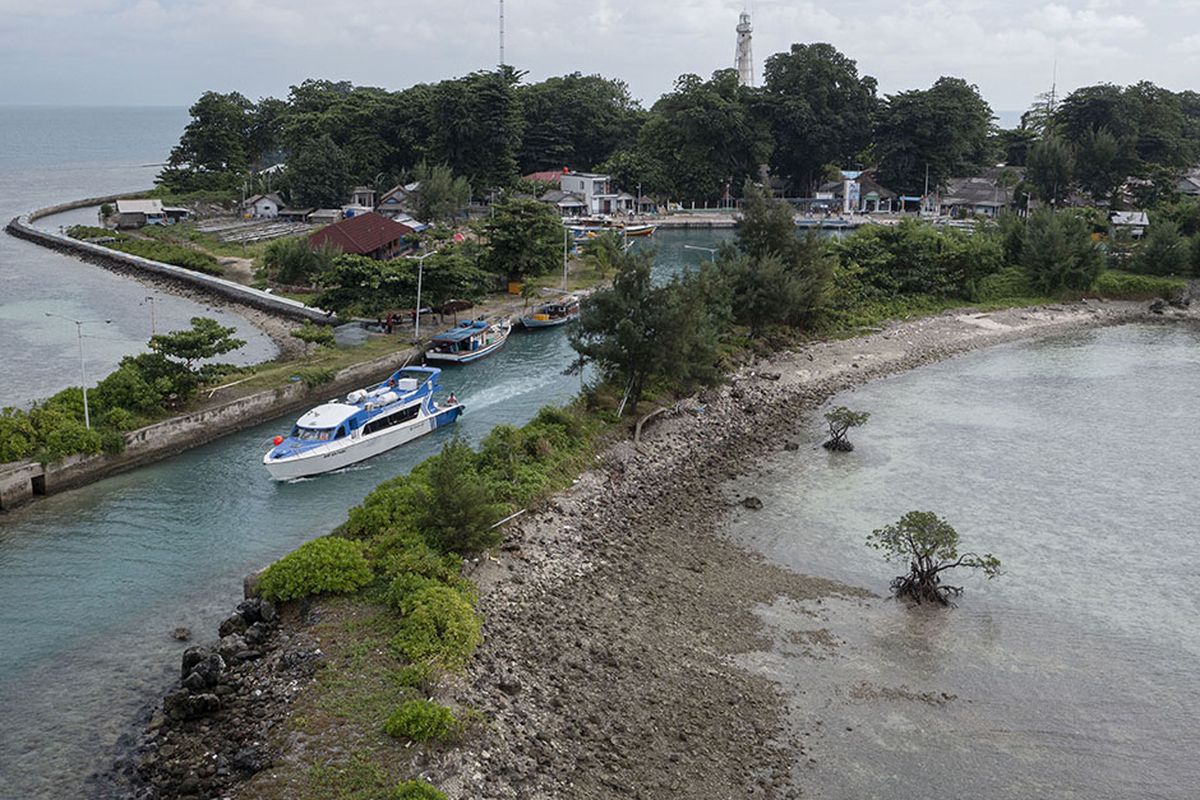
[735,10,754,87]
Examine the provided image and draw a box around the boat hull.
[426,330,510,362]
[520,313,576,329]
[263,405,462,480]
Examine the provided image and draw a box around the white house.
[243,193,284,219]
[350,186,376,207]
[1110,210,1149,238]
[559,172,634,215]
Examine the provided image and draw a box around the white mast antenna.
[499,0,505,67]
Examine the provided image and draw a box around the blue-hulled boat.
[262,366,462,480]
[425,318,512,363]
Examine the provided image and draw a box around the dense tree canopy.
[875,77,994,195]
[761,43,878,193]
[517,73,644,173]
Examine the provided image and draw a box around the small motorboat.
[426,318,512,363]
[262,366,462,480]
[520,295,580,329]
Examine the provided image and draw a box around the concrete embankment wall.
[6,193,333,324]
[0,345,420,511]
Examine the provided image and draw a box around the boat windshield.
[293,427,334,441]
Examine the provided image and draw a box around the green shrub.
[67,225,120,240]
[100,406,138,432]
[258,537,374,602]
[295,367,336,388]
[1091,270,1186,299]
[391,585,481,669]
[99,429,126,455]
[40,416,102,462]
[393,663,433,689]
[0,409,37,463]
[391,779,448,800]
[109,239,222,275]
[1135,220,1189,276]
[1021,209,1103,293]
[974,266,1034,301]
[382,699,462,743]
[414,438,505,554]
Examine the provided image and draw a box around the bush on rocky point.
[390,585,481,669]
[391,778,449,799]
[257,537,373,602]
[383,699,462,743]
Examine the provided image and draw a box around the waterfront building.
[816,170,896,214]
[115,198,165,228]
[558,171,634,215]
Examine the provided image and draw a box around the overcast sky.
[3,0,1198,121]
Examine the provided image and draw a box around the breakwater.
[6,194,333,325]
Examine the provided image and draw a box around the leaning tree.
[867,511,1001,605]
[823,406,870,451]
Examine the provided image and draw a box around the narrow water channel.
[0,227,732,797]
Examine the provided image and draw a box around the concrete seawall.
[6,193,333,324]
[0,344,420,511]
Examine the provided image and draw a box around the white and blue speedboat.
[426,318,512,363]
[263,366,462,480]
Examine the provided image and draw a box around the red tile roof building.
[308,211,414,260]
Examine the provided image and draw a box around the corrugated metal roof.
[116,199,163,214]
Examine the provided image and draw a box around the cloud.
[0,0,1198,112]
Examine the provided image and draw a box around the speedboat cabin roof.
[296,402,359,429]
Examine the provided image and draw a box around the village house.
[114,199,166,229]
[815,170,896,213]
[277,207,315,223]
[308,211,414,260]
[308,208,344,225]
[1174,168,1200,197]
[538,188,588,217]
[558,171,634,215]
[1110,210,1150,238]
[350,186,376,208]
[242,193,284,219]
[377,182,420,218]
[930,166,1024,218]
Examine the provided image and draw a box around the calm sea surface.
[0,106,276,408]
[727,324,1200,799]
[0,109,730,800]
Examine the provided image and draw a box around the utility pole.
[406,251,437,342]
[143,296,157,337]
[45,313,111,429]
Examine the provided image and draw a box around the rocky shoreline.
[109,300,1189,799]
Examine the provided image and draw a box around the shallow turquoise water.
[726,324,1200,799]
[0,106,279,408]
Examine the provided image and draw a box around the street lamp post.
[142,295,157,337]
[45,313,112,429]
[683,244,718,263]
[405,250,437,341]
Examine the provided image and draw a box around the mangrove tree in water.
[822,406,869,451]
[868,511,1001,605]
